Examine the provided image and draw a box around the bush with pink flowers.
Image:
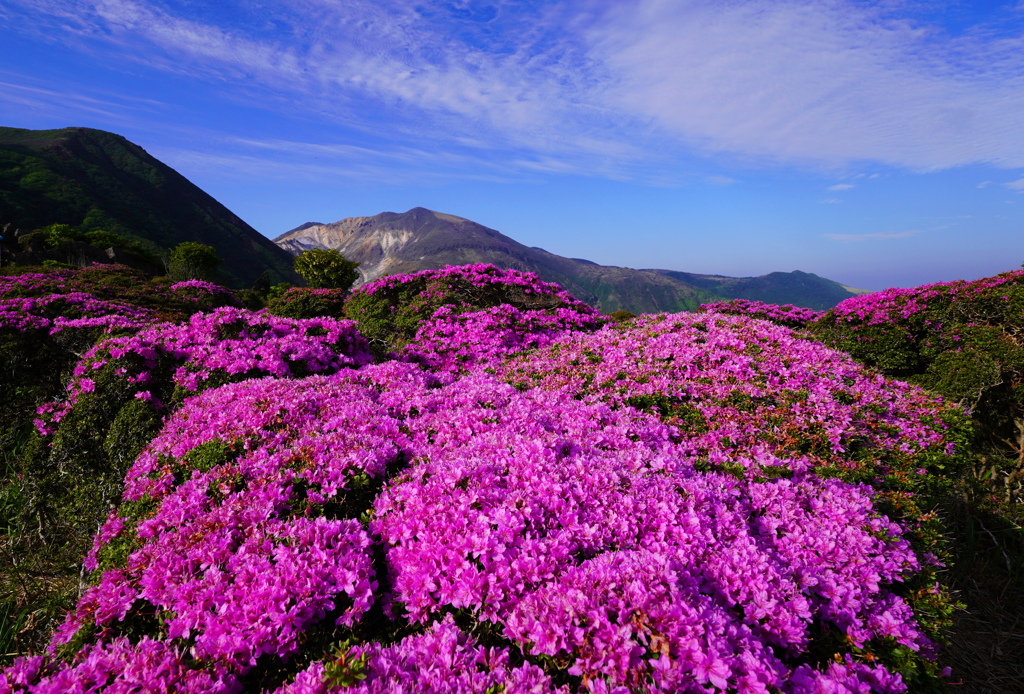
[699,299,824,328]
[343,263,600,354]
[812,270,1024,515]
[1,264,975,693]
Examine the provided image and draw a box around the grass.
[0,433,85,665]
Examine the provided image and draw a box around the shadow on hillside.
[943,528,1024,692]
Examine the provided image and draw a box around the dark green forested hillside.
[0,126,297,287]
[655,269,855,311]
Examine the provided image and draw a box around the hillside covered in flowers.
[1,262,1017,693]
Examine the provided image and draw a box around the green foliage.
[323,640,370,687]
[293,249,361,290]
[237,270,273,309]
[343,280,444,354]
[167,241,222,282]
[0,598,27,662]
[180,439,235,476]
[40,224,80,248]
[607,309,636,322]
[266,287,348,319]
[267,283,292,300]
[40,260,75,270]
[104,397,162,472]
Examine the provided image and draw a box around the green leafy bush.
[266,287,348,319]
[293,248,360,290]
[167,241,221,282]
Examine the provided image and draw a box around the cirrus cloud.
[5,0,1024,177]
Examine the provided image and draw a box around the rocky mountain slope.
[275,207,855,313]
[0,126,297,287]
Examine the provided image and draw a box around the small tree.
[167,242,222,282]
[293,248,360,290]
[42,223,81,248]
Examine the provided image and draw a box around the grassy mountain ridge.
[275,207,854,314]
[0,126,297,288]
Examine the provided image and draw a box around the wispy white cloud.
[588,0,1024,170]
[0,72,171,126]
[153,145,527,188]
[6,0,1024,176]
[825,229,924,242]
[821,198,841,204]
[828,183,856,191]
[1005,177,1024,191]
[150,133,547,187]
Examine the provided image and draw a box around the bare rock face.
[273,207,855,314]
[273,207,520,287]
[276,215,420,283]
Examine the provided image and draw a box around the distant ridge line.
[274,207,856,314]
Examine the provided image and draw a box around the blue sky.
[2,0,1024,290]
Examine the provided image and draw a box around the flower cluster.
[0,263,239,319]
[829,270,1024,326]
[39,307,372,426]
[0,292,155,334]
[12,361,934,692]
[169,280,242,310]
[344,263,600,350]
[354,264,591,311]
[41,369,409,691]
[398,304,604,374]
[499,312,952,482]
[3,264,967,693]
[699,299,824,328]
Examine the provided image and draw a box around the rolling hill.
[0,126,297,287]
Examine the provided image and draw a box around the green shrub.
[167,241,221,282]
[266,287,348,319]
[293,248,360,290]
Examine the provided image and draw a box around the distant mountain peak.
[273,209,855,313]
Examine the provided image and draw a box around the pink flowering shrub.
[699,299,824,328]
[2,264,972,692]
[9,307,375,639]
[0,282,162,448]
[0,264,219,318]
[22,306,372,542]
[169,280,242,311]
[343,264,600,353]
[0,292,155,346]
[39,306,373,433]
[398,304,604,374]
[812,270,1024,511]
[8,359,946,692]
[499,312,957,482]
